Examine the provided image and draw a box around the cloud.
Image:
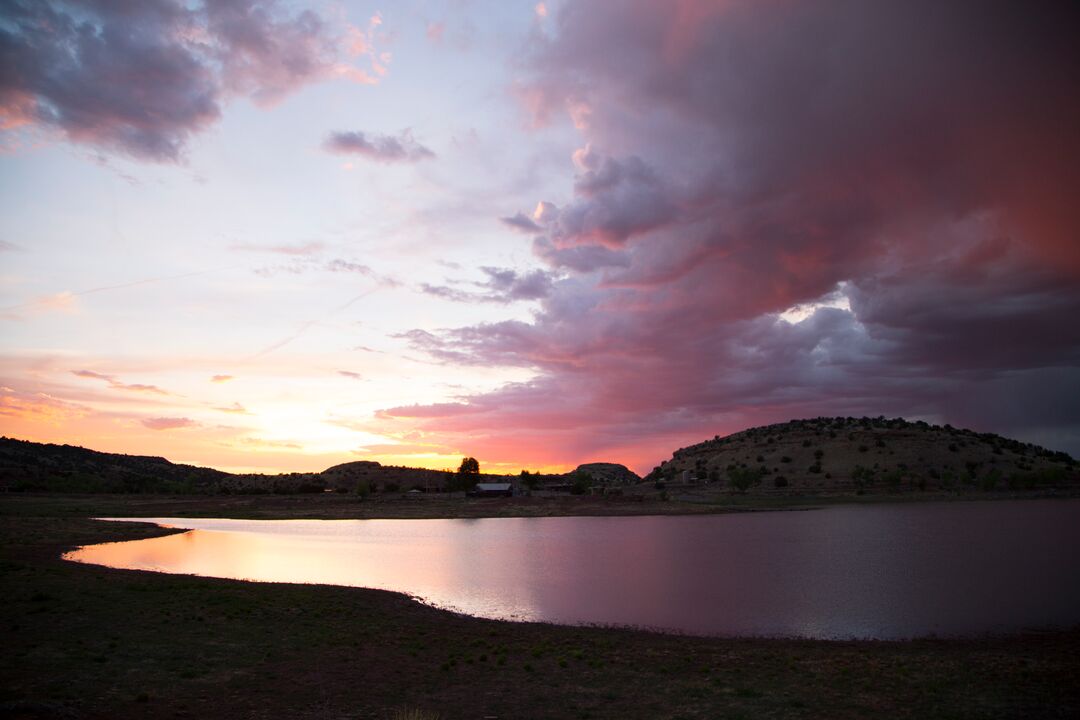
[374,0,1080,470]
[1,268,227,320]
[426,22,445,43]
[323,129,436,163]
[210,374,234,383]
[0,387,89,424]
[532,236,629,273]
[71,370,169,395]
[232,241,326,256]
[0,0,381,162]
[246,252,401,287]
[420,267,555,304]
[337,370,363,380]
[376,402,484,419]
[213,402,249,414]
[500,212,543,233]
[142,417,197,430]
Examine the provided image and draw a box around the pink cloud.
[142,417,197,431]
[71,370,170,396]
[0,387,90,425]
[376,403,485,420]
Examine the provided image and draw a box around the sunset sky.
[2,0,1078,475]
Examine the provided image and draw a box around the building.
[471,482,513,497]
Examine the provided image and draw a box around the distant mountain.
[1,437,494,495]
[645,417,1078,494]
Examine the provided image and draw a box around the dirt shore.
[2,493,1079,719]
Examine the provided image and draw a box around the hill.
[645,417,1078,495]
[573,463,641,485]
[0,438,476,495]
[0,437,230,493]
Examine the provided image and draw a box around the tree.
[450,456,480,492]
[520,470,540,490]
[569,470,593,495]
[727,466,763,493]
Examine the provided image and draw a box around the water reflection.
[64,500,1080,639]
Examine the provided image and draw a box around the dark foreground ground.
[2,494,1079,719]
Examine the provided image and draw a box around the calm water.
[65,500,1080,639]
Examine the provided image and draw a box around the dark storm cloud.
[377,0,1080,468]
[0,0,352,161]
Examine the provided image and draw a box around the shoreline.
[3,487,1079,523]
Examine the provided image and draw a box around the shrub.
[980,468,1002,492]
[774,476,788,488]
[727,466,764,493]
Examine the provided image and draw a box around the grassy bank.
[3,487,1079,522]
[2,495,1079,719]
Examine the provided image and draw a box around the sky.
[2,0,1079,476]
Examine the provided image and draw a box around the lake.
[65,499,1080,639]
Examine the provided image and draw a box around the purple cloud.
[323,129,436,163]
[500,212,543,233]
[420,267,555,304]
[0,0,370,162]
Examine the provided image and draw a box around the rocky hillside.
[646,417,1078,494]
[573,463,641,486]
